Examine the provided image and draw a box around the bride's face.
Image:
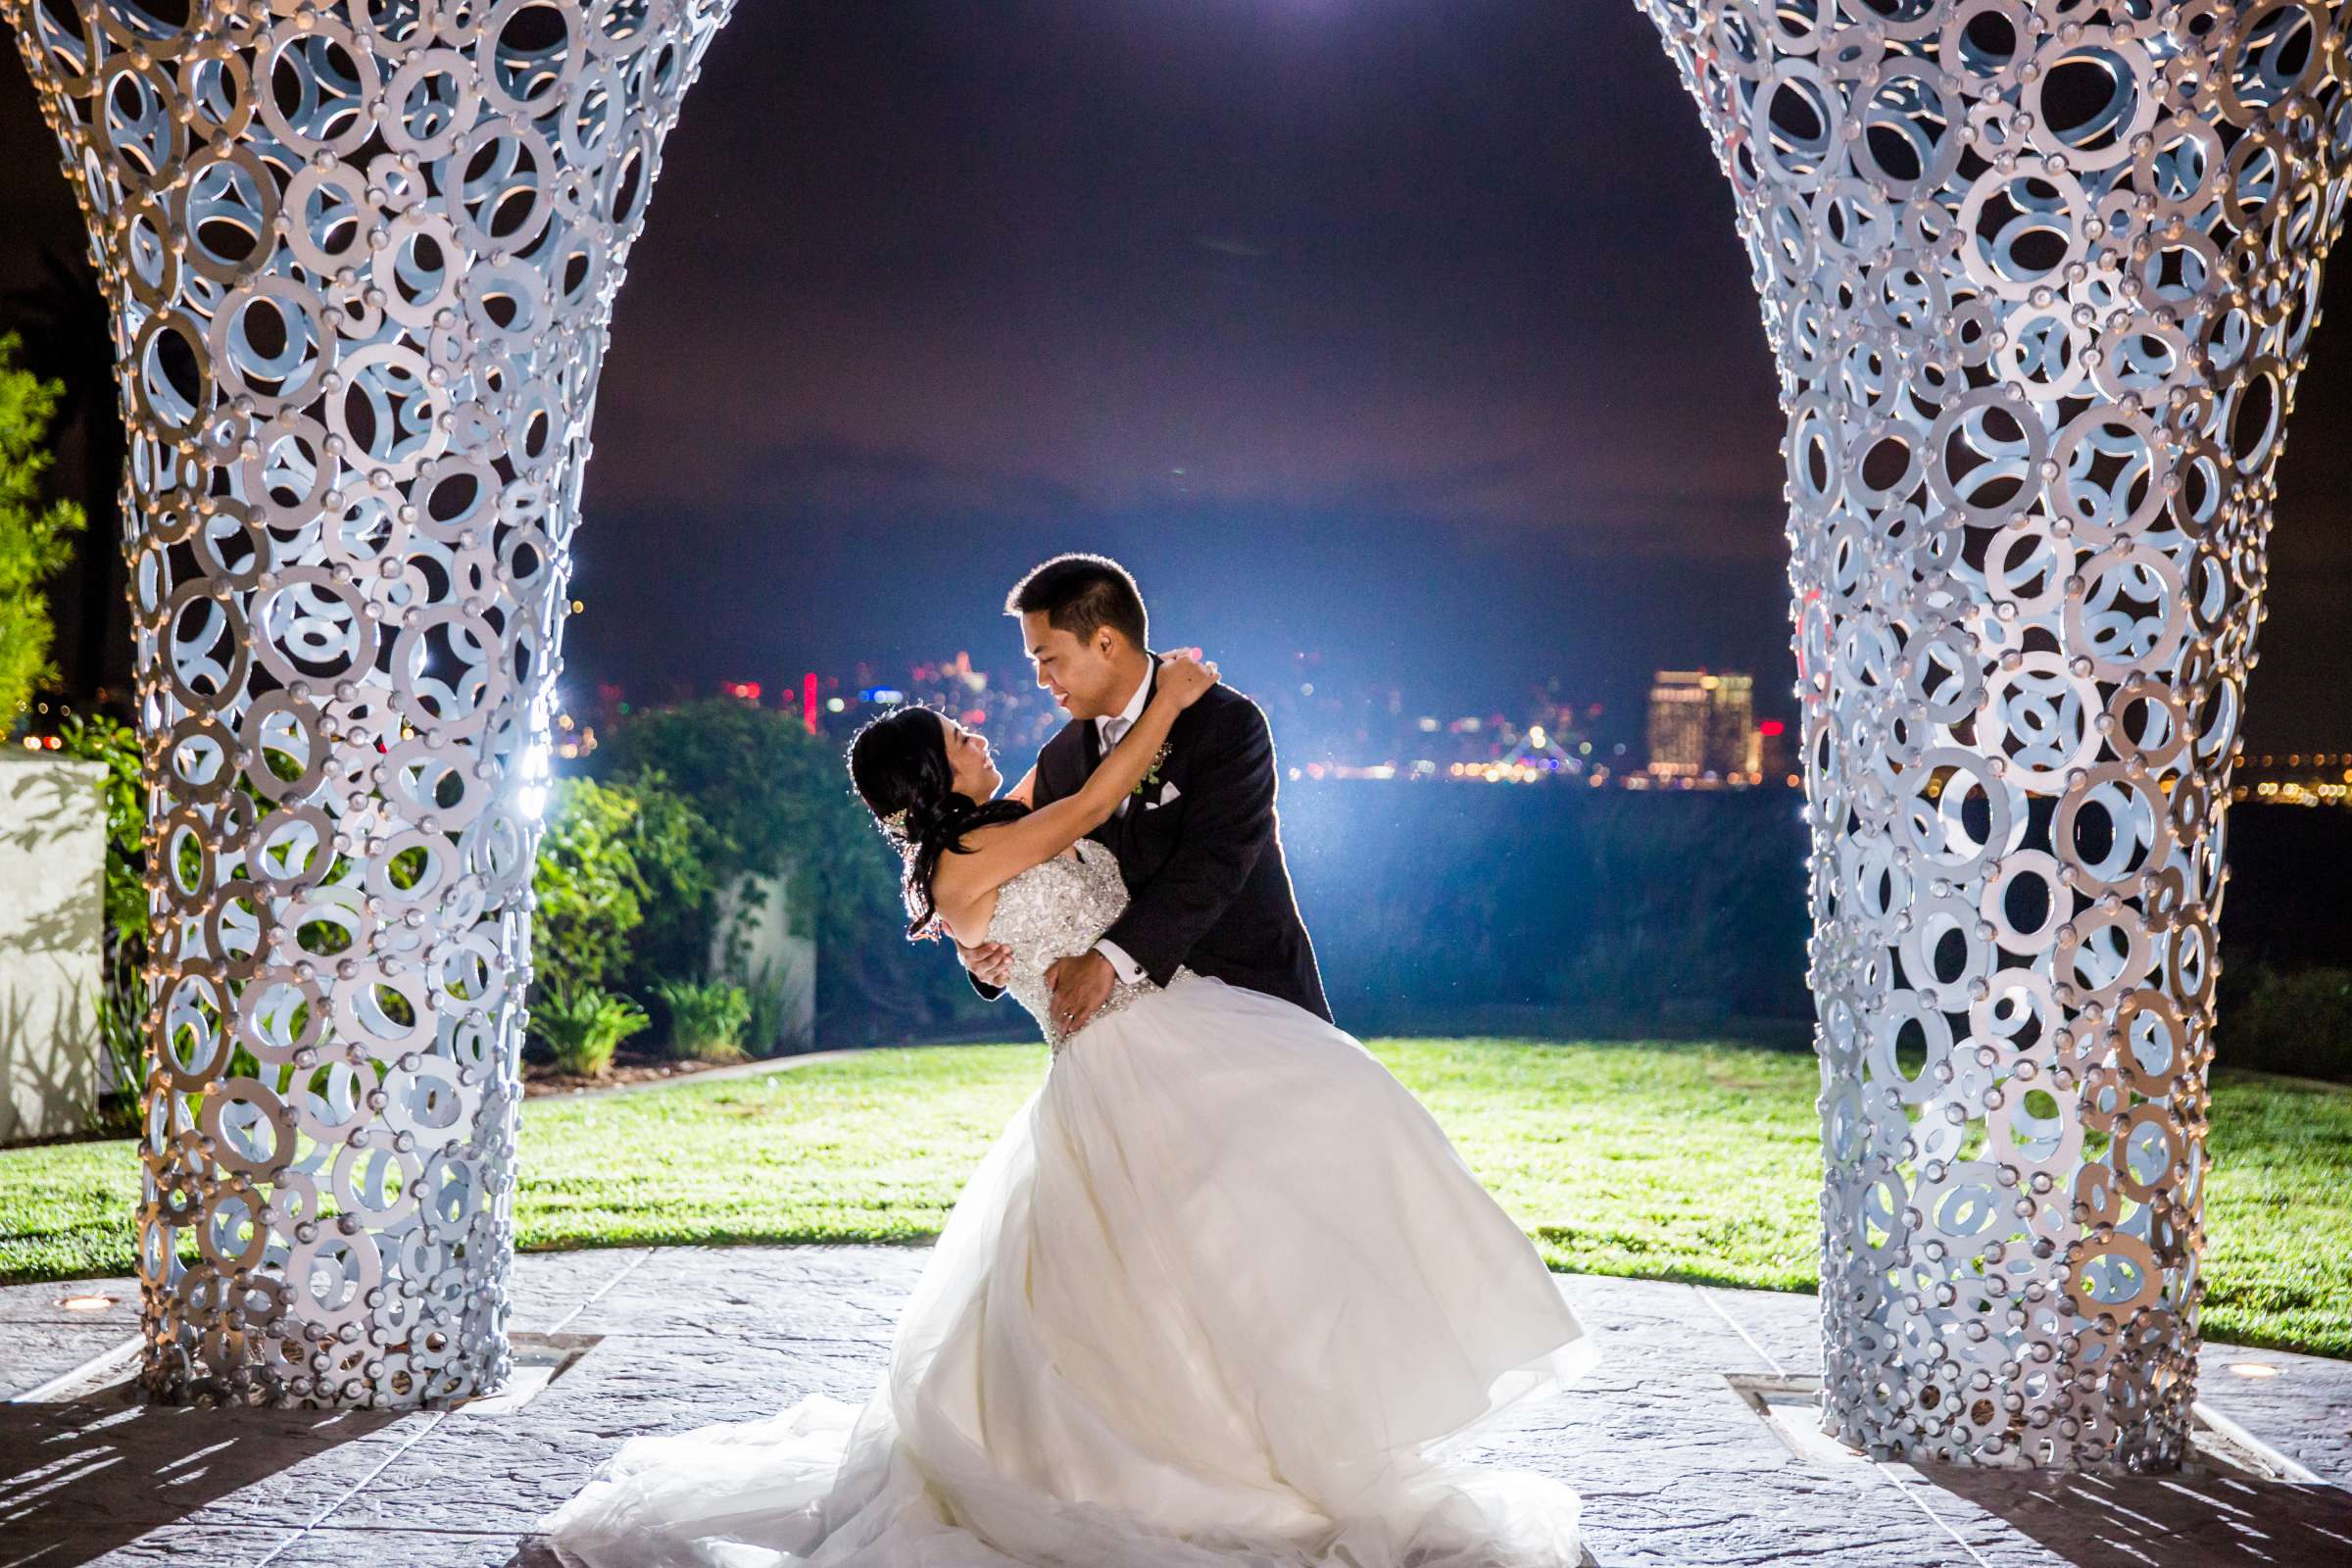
[940,713,1004,801]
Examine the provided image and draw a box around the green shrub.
[653,978,752,1062]
[53,713,140,936]
[588,698,980,1040]
[532,776,650,996]
[530,770,721,1055]
[87,966,149,1132]
[2221,964,2352,1082]
[611,767,722,992]
[55,711,146,1119]
[529,982,650,1078]
[741,956,815,1056]
[0,332,85,734]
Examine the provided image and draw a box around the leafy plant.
[55,710,148,1123]
[528,981,650,1078]
[531,776,651,996]
[53,712,141,938]
[0,331,85,733]
[741,956,816,1056]
[652,978,752,1062]
[608,767,722,992]
[85,963,149,1127]
[588,699,988,1039]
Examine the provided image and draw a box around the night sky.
[3,0,2347,747]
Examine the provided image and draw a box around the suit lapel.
[1114,764,1142,855]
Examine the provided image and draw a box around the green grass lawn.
[6,1040,2348,1357]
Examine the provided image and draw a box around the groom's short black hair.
[1005,554,1149,650]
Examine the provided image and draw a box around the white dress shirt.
[1089,664,1154,984]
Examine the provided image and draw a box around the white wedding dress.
[538,838,1598,1567]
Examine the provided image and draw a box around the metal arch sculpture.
[1639,0,2349,1469]
[3,0,734,1406]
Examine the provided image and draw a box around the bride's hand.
[1153,650,1219,710]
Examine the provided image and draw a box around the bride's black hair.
[846,706,1029,939]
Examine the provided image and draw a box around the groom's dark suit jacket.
[983,662,1331,1022]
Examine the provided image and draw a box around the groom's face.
[1022,612,1126,721]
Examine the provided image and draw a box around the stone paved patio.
[3,1245,2347,1567]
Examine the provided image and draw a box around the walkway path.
[4,1246,2347,1566]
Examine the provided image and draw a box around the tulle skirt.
[537,974,1598,1567]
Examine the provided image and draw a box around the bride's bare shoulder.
[934,884,999,949]
[929,821,1064,908]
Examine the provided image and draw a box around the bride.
[537,652,1599,1567]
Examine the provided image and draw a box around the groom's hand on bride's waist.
[956,938,1013,989]
[1046,951,1116,1035]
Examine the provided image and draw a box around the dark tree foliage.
[586,698,992,1039]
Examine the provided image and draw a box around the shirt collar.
[1096,660,1152,735]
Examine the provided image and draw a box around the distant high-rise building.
[1709,673,1755,779]
[1647,669,1756,780]
[1646,671,1711,778]
[1756,717,1794,782]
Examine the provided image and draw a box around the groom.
[957,553,1330,1036]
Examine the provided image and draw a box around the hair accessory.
[881,807,911,837]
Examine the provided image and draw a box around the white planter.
[0,756,106,1144]
[710,871,817,1054]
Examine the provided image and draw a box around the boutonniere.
[1134,742,1174,796]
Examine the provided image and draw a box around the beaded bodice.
[987,839,1174,1054]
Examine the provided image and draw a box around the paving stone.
[29,1520,531,1568]
[0,1321,138,1399]
[0,1395,416,1539]
[1691,1283,1826,1376]
[522,1331,887,1432]
[305,1416,590,1536]
[1570,1467,1989,1568]
[289,1336,893,1541]
[1897,1460,2352,1568]
[0,1277,140,1326]
[550,1243,922,1340]
[505,1247,654,1335]
[48,1521,289,1568]
[4,1248,2347,1567]
[275,1524,529,1567]
[2194,1342,2352,1484]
